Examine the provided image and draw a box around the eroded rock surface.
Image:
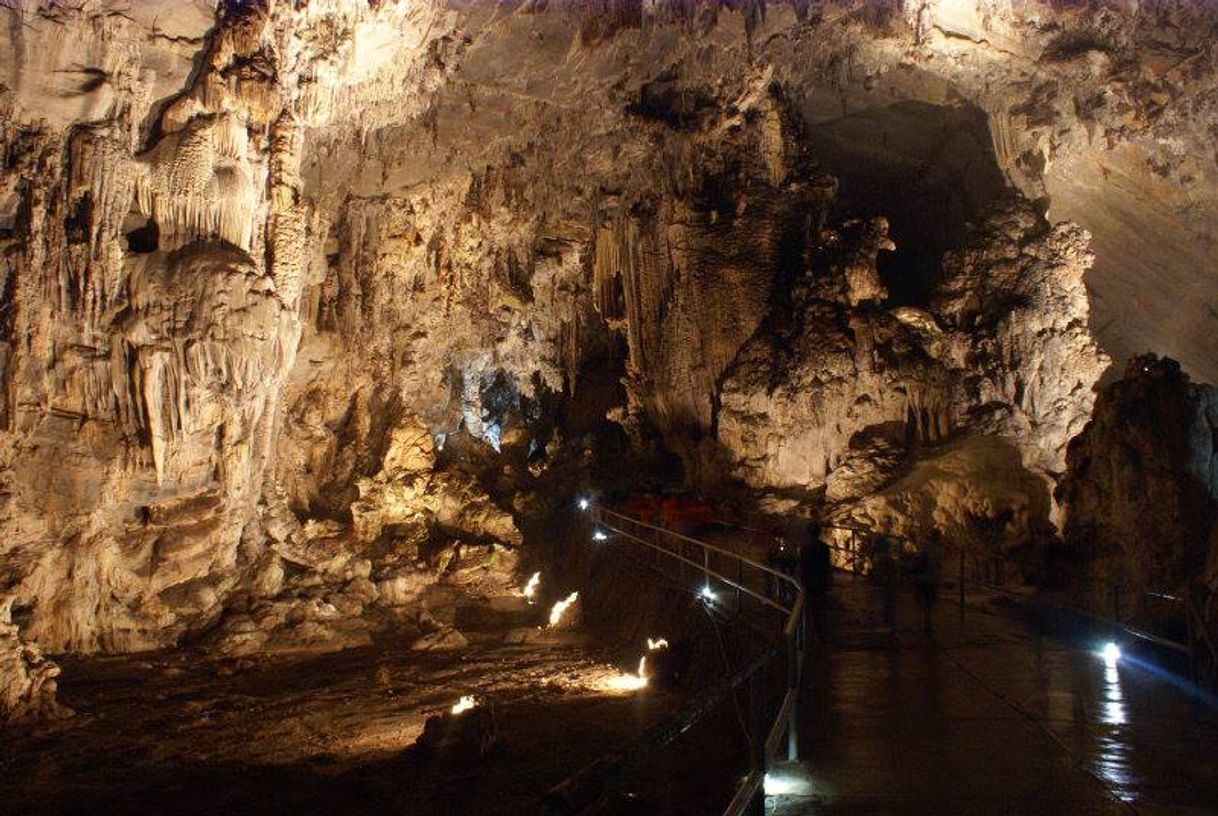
[717,196,1106,493]
[1058,355,1218,612]
[0,599,71,722]
[2,0,1217,717]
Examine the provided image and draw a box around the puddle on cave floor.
[0,596,681,816]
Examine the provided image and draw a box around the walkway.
[772,575,1218,815]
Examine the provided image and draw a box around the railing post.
[748,674,766,816]
[1186,589,1197,683]
[787,620,800,761]
[736,558,743,613]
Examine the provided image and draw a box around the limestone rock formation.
[2,0,1217,718]
[1057,355,1218,611]
[0,599,71,723]
[716,196,1106,494]
[934,199,1111,477]
[826,434,1057,572]
[0,0,463,671]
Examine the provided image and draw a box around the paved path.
[770,575,1218,815]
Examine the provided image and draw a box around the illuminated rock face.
[0,0,465,676]
[1,0,1216,715]
[717,197,1107,491]
[0,599,71,723]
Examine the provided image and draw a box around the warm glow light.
[1102,642,1122,665]
[451,695,477,715]
[598,636,668,693]
[600,672,649,692]
[522,571,541,603]
[596,638,667,696]
[764,771,813,796]
[549,591,579,627]
[592,529,608,542]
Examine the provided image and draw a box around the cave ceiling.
[289,0,1218,381]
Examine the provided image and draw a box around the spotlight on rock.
[700,585,717,604]
[592,529,608,542]
[548,592,579,627]
[451,695,477,715]
[521,571,541,603]
[578,497,590,511]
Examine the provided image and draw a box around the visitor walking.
[871,532,901,638]
[767,528,800,604]
[800,514,832,646]
[912,529,945,635]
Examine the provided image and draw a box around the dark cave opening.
[123,212,160,254]
[801,99,1008,306]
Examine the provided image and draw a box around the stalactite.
[592,217,674,376]
[134,113,260,252]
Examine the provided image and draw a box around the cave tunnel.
[801,99,1009,306]
[3,2,1218,816]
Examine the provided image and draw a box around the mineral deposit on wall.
[3,0,1217,716]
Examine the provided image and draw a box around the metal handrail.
[597,508,799,617]
[579,506,805,816]
[726,510,1215,680]
[1186,591,1218,683]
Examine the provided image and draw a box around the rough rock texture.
[826,433,1057,570]
[2,0,1217,716]
[0,0,483,713]
[1057,355,1218,611]
[717,196,1106,492]
[0,599,71,722]
[853,0,1218,383]
[934,199,1110,477]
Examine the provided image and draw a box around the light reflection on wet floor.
[771,579,1218,815]
[1095,658,1133,802]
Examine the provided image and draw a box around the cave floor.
[770,576,1218,815]
[5,578,1217,816]
[0,593,686,816]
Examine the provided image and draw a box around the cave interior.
[2,1,1218,814]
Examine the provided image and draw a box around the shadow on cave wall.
[801,99,1008,306]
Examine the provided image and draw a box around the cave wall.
[1057,355,1218,606]
[0,0,1216,719]
[0,0,460,666]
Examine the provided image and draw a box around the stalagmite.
[0,0,1213,747]
[0,599,71,722]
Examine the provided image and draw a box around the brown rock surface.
[2,0,1217,718]
[1057,355,1218,612]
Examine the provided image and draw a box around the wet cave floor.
[775,577,1218,815]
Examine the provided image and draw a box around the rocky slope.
[1057,355,1218,613]
[2,0,1217,716]
[717,196,1106,493]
